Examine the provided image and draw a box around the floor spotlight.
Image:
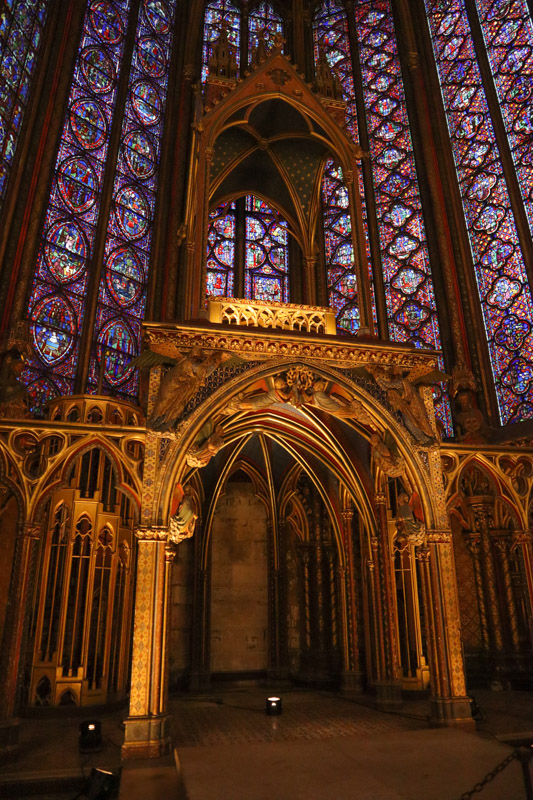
[79,719,102,753]
[265,696,282,716]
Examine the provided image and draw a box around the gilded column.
[368,535,386,682]
[0,521,40,757]
[426,530,473,727]
[122,526,172,759]
[416,547,440,690]
[340,508,363,693]
[300,547,311,656]
[465,535,490,651]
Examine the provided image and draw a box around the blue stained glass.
[0,1,50,210]
[90,0,177,400]
[25,0,131,402]
[425,0,533,423]
[476,0,533,237]
[202,1,240,84]
[244,196,289,303]
[248,2,283,62]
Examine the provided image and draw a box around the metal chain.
[458,751,517,800]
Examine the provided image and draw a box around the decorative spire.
[207,22,238,81]
[314,48,343,100]
[251,29,269,69]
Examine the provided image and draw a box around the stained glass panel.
[202,0,240,84]
[313,1,376,337]
[0,1,49,207]
[475,0,533,236]
[206,201,236,299]
[248,2,283,62]
[244,195,289,304]
[425,0,533,424]
[24,0,131,406]
[90,0,176,399]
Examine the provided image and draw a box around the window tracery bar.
[206,200,236,299]
[247,2,283,62]
[354,0,452,433]
[23,0,131,409]
[244,195,289,304]
[425,0,533,424]
[313,2,376,337]
[202,0,240,84]
[0,0,49,209]
[475,0,533,236]
[89,0,177,400]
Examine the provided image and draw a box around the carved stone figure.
[186,423,225,468]
[455,390,489,444]
[0,348,30,419]
[134,347,241,431]
[169,484,198,545]
[366,365,438,445]
[308,379,374,425]
[370,432,405,478]
[395,492,426,547]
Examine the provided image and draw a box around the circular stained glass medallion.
[44,220,87,283]
[105,247,143,307]
[98,318,136,386]
[131,80,161,125]
[138,37,166,78]
[144,0,170,34]
[57,157,98,213]
[70,99,107,150]
[115,186,150,239]
[32,295,76,365]
[80,46,115,93]
[123,130,155,179]
[90,0,124,44]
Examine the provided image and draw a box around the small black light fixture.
[265,696,282,716]
[79,719,102,753]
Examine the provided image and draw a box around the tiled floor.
[170,690,425,747]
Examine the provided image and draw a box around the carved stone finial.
[0,320,33,420]
[250,29,269,69]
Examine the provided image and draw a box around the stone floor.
[0,688,532,799]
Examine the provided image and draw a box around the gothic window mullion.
[235,196,246,298]
[345,5,389,338]
[463,0,533,288]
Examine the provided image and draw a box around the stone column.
[374,494,402,709]
[467,500,503,652]
[465,535,490,650]
[340,508,363,693]
[425,530,473,727]
[512,531,533,648]
[0,522,40,759]
[494,538,520,652]
[122,527,172,759]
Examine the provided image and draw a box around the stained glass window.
[0,1,49,208]
[245,196,289,304]
[313,2,376,338]
[202,0,240,84]
[89,0,176,400]
[24,0,131,407]
[425,0,533,424]
[248,2,283,62]
[475,0,533,237]
[322,160,359,333]
[206,201,236,298]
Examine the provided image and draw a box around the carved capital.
[426,529,453,544]
[135,526,169,542]
[17,521,40,540]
